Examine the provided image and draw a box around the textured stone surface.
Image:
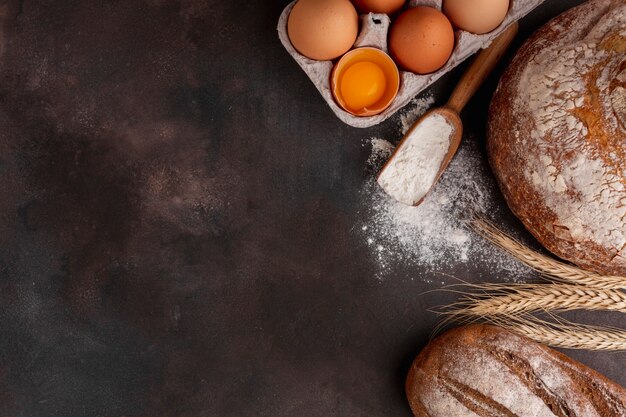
[0,1,622,416]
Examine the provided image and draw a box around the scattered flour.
[400,95,436,133]
[360,99,534,281]
[366,138,395,169]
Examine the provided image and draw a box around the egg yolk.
[340,61,387,111]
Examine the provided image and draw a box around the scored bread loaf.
[487,0,626,275]
[406,325,626,417]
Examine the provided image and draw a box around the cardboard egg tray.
[277,0,545,128]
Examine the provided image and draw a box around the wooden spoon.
[378,22,519,206]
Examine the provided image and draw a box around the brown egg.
[443,0,509,34]
[389,7,455,75]
[351,0,405,14]
[287,0,359,61]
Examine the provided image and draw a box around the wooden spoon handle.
[446,22,519,114]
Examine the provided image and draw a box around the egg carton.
[277,0,545,128]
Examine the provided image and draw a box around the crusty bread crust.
[406,325,626,417]
[487,0,626,275]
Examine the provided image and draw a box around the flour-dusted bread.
[487,0,626,275]
[406,325,626,417]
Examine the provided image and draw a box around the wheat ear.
[438,284,626,318]
[469,215,626,289]
[483,314,626,351]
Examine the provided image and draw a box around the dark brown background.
[0,0,623,416]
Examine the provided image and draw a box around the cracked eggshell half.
[331,47,400,116]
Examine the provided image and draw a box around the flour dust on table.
[359,100,534,282]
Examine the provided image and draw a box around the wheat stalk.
[439,284,626,317]
[433,214,626,350]
[508,324,626,350]
[469,215,626,289]
[436,310,626,350]
[480,314,626,351]
[433,283,626,350]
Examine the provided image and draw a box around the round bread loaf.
[488,0,626,275]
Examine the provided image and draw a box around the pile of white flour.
[360,97,533,282]
[377,113,453,206]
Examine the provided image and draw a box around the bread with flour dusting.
[406,325,626,417]
[487,0,626,275]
